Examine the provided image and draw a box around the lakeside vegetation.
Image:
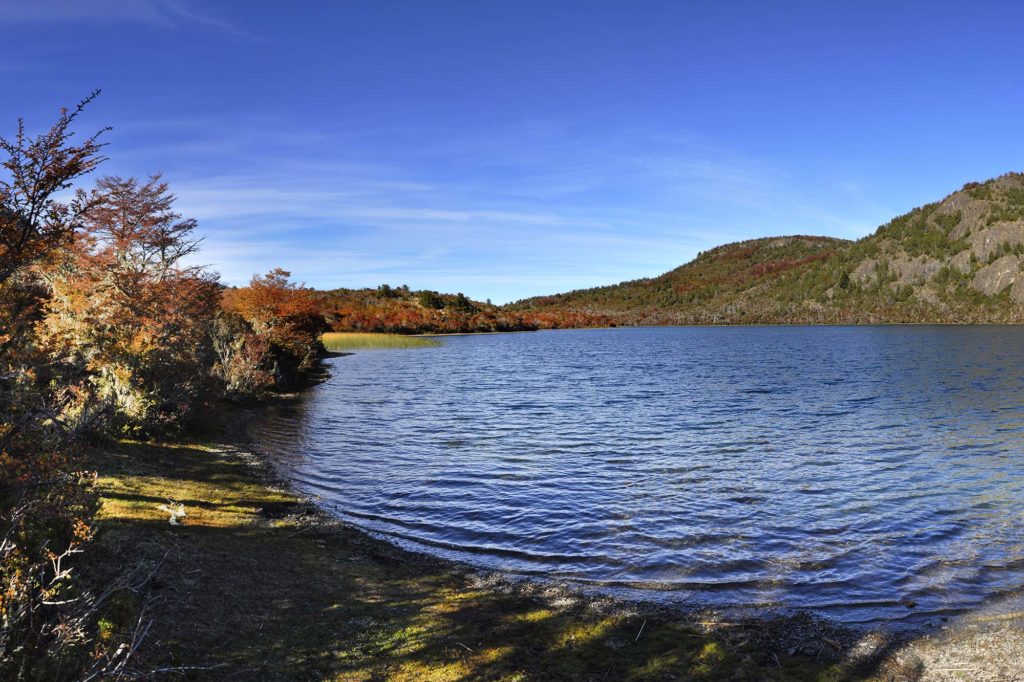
[0,96,330,678]
[317,285,610,334]
[321,332,441,351]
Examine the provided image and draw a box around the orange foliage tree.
[0,94,115,679]
[219,268,326,392]
[1,97,334,678]
[41,175,222,434]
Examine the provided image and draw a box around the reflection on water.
[254,326,1024,628]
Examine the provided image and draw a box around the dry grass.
[321,332,440,351]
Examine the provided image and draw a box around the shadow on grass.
[79,441,950,681]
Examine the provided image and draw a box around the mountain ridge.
[505,172,1024,324]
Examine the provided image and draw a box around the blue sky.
[3,1,1024,302]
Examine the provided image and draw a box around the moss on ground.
[82,432,885,680]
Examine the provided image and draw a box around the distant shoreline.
[409,321,1024,337]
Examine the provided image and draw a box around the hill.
[507,172,1024,324]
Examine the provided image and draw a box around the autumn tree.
[219,268,326,392]
[1,92,107,519]
[1,92,108,449]
[0,92,107,286]
[2,96,333,679]
[41,175,222,434]
[0,95,118,679]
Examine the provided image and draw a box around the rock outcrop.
[972,255,1021,296]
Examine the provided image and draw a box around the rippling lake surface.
[254,326,1024,627]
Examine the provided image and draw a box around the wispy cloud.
[0,0,259,39]
[103,113,888,302]
[0,0,173,26]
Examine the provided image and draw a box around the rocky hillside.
[508,172,1024,324]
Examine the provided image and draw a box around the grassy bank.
[82,415,902,680]
[321,332,441,351]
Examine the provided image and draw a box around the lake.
[254,326,1024,628]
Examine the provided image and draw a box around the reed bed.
[321,332,441,351]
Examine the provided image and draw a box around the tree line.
[319,286,611,334]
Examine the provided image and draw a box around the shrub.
[220,269,327,392]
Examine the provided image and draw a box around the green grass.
[321,332,440,351]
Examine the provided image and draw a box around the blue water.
[255,326,1024,627]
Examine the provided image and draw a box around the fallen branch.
[146,663,229,676]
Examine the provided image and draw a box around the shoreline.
[82,394,1024,680]
[83,405,863,679]
[388,322,1024,342]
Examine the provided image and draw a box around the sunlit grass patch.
[94,439,294,529]
[321,332,441,351]
[509,608,554,623]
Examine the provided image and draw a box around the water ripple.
[255,326,1024,628]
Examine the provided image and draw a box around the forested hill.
[316,285,610,334]
[506,172,1024,325]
